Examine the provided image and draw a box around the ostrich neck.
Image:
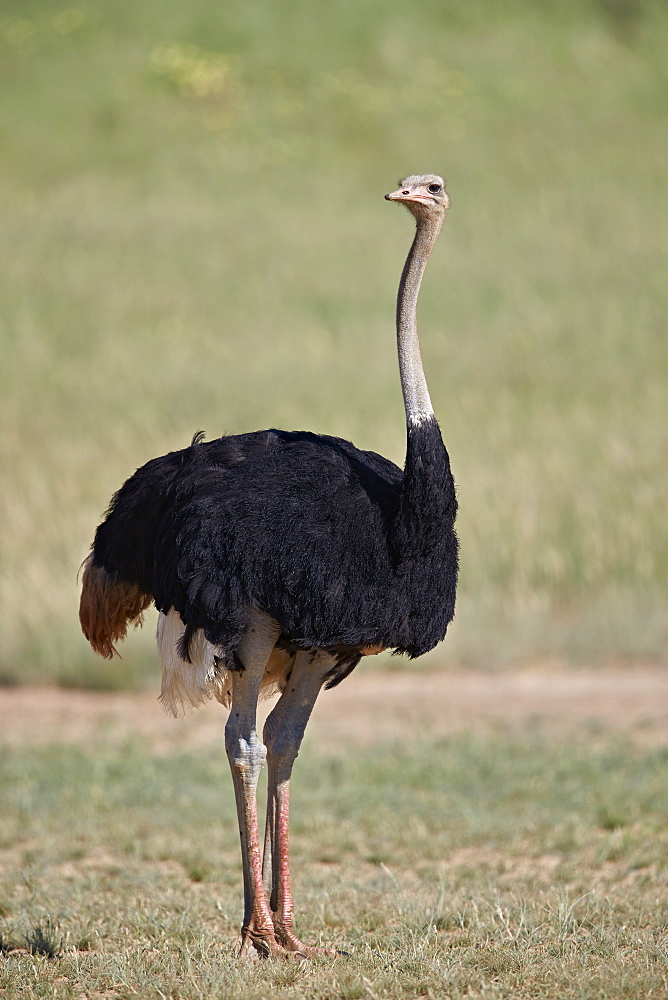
[392,208,456,568]
[396,213,443,427]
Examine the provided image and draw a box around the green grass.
[1,0,667,683]
[0,729,666,997]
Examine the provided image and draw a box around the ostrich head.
[385,174,449,221]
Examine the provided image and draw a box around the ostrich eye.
[428,183,442,194]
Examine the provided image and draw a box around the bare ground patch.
[0,664,666,752]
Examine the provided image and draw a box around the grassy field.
[2,7,666,993]
[0,0,666,684]
[1,672,667,999]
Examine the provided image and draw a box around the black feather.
[91,418,458,672]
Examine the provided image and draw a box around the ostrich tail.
[79,553,152,659]
[157,608,232,717]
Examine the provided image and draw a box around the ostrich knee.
[225,724,267,789]
[263,720,302,781]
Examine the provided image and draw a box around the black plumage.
[91,418,457,685]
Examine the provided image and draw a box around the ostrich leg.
[225,610,283,957]
[260,649,339,956]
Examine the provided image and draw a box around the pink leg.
[225,611,284,957]
[262,650,342,956]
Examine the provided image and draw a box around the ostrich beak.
[385,186,433,207]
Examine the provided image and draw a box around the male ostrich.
[79,174,458,957]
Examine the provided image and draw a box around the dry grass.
[0,672,667,998]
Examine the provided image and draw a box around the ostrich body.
[79,175,458,957]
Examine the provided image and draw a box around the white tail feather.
[157,607,296,718]
[157,608,231,716]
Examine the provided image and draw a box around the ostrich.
[79,174,458,958]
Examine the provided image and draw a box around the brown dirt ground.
[0,665,666,753]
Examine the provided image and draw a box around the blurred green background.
[1,0,666,687]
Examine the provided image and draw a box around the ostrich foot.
[238,919,303,960]
[275,926,344,958]
[239,919,344,959]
